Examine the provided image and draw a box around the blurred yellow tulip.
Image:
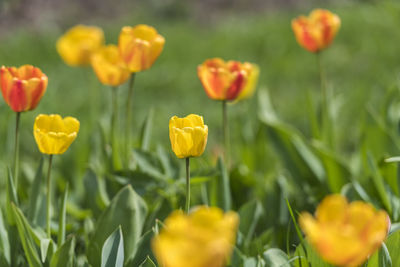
[56,25,104,66]
[118,24,165,72]
[292,9,341,53]
[197,58,259,101]
[299,194,390,267]
[34,114,80,155]
[152,206,239,267]
[91,45,130,86]
[169,114,208,158]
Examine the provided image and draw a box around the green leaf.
[216,157,232,211]
[367,153,392,215]
[58,184,68,246]
[101,226,124,267]
[138,256,156,267]
[312,142,351,193]
[0,209,10,265]
[238,200,263,247]
[11,203,42,267]
[140,108,154,151]
[6,168,18,225]
[50,236,75,267]
[262,248,290,267]
[40,238,55,263]
[28,157,44,222]
[133,149,166,180]
[385,229,400,266]
[293,241,333,267]
[87,185,148,266]
[379,243,392,267]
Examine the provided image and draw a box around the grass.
[1,0,400,266]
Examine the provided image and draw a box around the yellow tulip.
[118,24,165,72]
[299,194,390,267]
[91,45,130,86]
[169,114,208,158]
[56,25,104,66]
[152,206,239,267]
[34,114,80,155]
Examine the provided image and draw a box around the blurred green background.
[1,0,400,264]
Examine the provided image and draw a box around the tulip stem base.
[125,73,136,166]
[46,154,53,238]
[222,100,230,166]
[316,53,333,149]
[185,157,191,213]
[13,112,21,189]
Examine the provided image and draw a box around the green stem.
[222,100,230,166]
[13,112,21,189]
[111,86,119,169]
[185,157,190,213]
[46,154,53,238]
[316,52,333,148]
[125,74,136,165]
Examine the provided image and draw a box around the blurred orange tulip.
[56,25,104,66]
[299,194,390,267]
[198,58,258,101]
[292,9,340,53]
[91,45,130,86]
[0,65,48,112]
[118,24,165,72]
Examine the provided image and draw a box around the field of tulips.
[1,1,400,266]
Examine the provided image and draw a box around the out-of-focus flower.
[299,194,390,267]
[34,114,80,155]
[169,114,208,158]
[91,45,130,86]
[0,65,48,112]
[152,206,239,267]
[292,9,341,53]
[118,24,165,72]
[56,25,104,66]
[197,58,258,101]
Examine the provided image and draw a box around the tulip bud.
[0,65,48,112]
[34,114,80,155]
[169,114,208,158]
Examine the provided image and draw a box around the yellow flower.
[56,25,104,66]
[299,194,390,267]
[91,44,130,86]
[34,114,80,155]
[169,114,208,158]
[118,24,165,72]
[152,206,239,267]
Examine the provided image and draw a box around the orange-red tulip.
[299,194,390,267]
[197,58,258,101]
[292,9,341,53]
[118,24,165,72]
[0,65,48,112]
